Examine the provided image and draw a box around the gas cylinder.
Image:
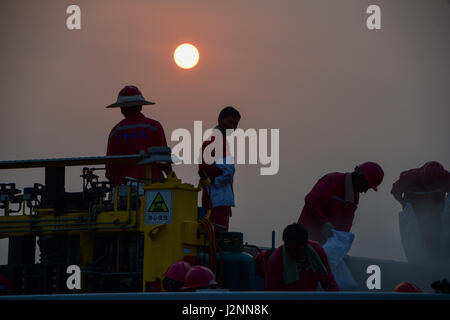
[215,232,256,291]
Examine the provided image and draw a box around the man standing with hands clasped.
[199,106,241,236]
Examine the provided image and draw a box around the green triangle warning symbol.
[148,192,169,213]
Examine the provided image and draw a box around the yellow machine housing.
[0,154,211,293]
[141,174,204,291]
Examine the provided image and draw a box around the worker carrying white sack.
[392,161,450,262]
[321,230,358,290]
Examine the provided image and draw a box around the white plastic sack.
[322,230,358,290]
[399,203,429,263]
[208,156,235,208]
[208,183,235,208]
[323,230,354,265]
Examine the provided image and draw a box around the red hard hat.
[422,161,446,189]
[164,261,192,282]
[180,266,218,291]
[394,282,422,293]
[359,162,384,191]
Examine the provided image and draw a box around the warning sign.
[145,190,173,225]
[148,192,169,212]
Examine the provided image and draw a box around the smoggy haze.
[0,0,449,264]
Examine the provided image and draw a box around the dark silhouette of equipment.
[432,279,450,294]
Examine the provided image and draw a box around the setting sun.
[173,43,199,69]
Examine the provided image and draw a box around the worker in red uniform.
[105,85,170,185]
[298,162,384,245]
[199,106,240,235]
[104,85,171,272]
[391,161,450,260]
[265,223,339,291]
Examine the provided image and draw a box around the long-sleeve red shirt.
[298,173,359,244]
[106,111,167,186]
[265,241,339,291]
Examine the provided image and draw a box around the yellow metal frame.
[141,172,205,291]
[0,163,212,292]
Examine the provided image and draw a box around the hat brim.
[106,100,155,108]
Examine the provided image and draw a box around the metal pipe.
[0,205,141,234]
[0,185,142,238]
[0,211,135,227]
[116,237,120,273]
[81,271,140,276]
[0,217,84,224]
[126,186,132,224]
[113,187,118,212]
[2,178,139,232]
[271,230,275,250]
[134,181,140,224]
[0,220,132,229]
[4,202,9,217]
[0,225,139,234]
[123,179,142,225]
[0,212,136,228]
[87,203,93,231]
[135,235,140,272]
[0,154,142,170]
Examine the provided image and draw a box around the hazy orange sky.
[0,0,449,264]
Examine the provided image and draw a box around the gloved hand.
[322,222,335,239]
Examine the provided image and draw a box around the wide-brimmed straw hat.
[106,85,155,108]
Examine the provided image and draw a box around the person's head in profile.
[217,106,241,135]
[352,162,384,194]
[283,223,309,263]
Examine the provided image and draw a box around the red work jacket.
[265,241,339,291]
[391,167,450,217]
[106,111,168,186]
[298,172,359,244]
